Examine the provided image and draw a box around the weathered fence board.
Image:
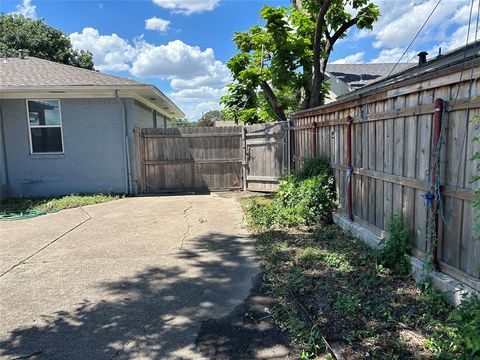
[291,65,480,290]
[244,122,288,192]
[135,126,243,193]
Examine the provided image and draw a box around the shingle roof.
[0,56,146,88]
[326,63,415,89]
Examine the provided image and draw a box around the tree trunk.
[309,0,331,108]
[260,81,287,121]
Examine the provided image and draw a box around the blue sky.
[2,0,477,120]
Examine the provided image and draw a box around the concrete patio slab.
[0,193,268,359]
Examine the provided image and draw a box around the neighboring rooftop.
[0,56,145,88]
[325,63,415,89]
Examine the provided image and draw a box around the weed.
[332,293,361,315]
[376,215,411,275]
[0,193,122,215]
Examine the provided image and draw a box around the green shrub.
[294,156,332,181]
[376,215,411,275]
[427,294,480,358]
[246,157,336,229]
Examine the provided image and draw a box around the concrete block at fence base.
[332,212,479,307]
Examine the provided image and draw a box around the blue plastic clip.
[421,191,434,208]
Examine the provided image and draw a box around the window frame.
[26,99,65,155]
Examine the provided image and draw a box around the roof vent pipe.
[417,51,428,66]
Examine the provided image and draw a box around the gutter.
[114,90,133,195]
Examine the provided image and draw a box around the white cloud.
[131,40,220,80]
[70,28,229,120]
[14,0,37,18]
[152,0,219,15]
[70,28,138,72]
[331,51,365,64]
[171,86,226,100]
[370,47,417,63]
[145,17,170,32]
[370,0,462,49]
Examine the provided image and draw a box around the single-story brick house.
[0,56,184,199]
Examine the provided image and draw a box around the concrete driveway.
[0,194,262,359]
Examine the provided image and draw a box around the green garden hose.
[0,208,59,221]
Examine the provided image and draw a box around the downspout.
[0,101,10,192]
[114,90,133,195]
[430,98,444,271]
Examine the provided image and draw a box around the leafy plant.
[246,157,336,229]
[427,294,480,359]
[376,215,411,275]
[221,1,380,123]
[294,156,333,182]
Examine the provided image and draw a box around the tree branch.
[260,81,287,121]
[329,16,358,48]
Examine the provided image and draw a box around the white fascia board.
[0,85,185,118]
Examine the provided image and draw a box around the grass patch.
[0,193,123,215]
[244,213,480,359]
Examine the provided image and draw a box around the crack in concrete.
[180,200,194,249]
[0,207,92,279]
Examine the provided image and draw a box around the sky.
[1,0,479,120]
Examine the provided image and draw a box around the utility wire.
[387,0,443,77]
[439,0,480,225]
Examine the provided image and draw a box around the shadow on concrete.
[0,232,288,359]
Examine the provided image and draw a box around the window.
[27,99,63,153]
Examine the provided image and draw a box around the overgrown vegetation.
[0,193,122,215]
[243,157,480,359]
[246,157,336,228]
[246,222,480,359]
[376,215,411,276]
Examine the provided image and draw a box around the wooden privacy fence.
[135,122,288,194]
[292,63,480,290]
[135,127,243,193]
[244,122,289,192]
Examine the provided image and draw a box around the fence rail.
[292,64,480,290]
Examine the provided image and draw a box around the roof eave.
[0,84,185,118]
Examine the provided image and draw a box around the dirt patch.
[195,274,292,360]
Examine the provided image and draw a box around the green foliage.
[294,156,333,181]
[0,193,122,215]
[221,1,379,122]
[376,215,411,275]
[0,14,94,69]
[332,293,361,315]
[426,294,480,359]
[196,110,227,127]
[247,167,336,229]
[169,118,195,127]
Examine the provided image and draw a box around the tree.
[221,0,379,123]
[197,110,226,127]
[0,14,94,70]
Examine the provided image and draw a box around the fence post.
[134,128,145,194]
[346,115,353,221]
[431,98,444,270]
[312,121,318,158]
[242,126,247,191]
[290,124,296,171]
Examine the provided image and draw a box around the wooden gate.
[135,127,243,193]
[244,122,288,192]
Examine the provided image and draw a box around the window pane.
[31,128,63,153]
[28,100,61,126]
